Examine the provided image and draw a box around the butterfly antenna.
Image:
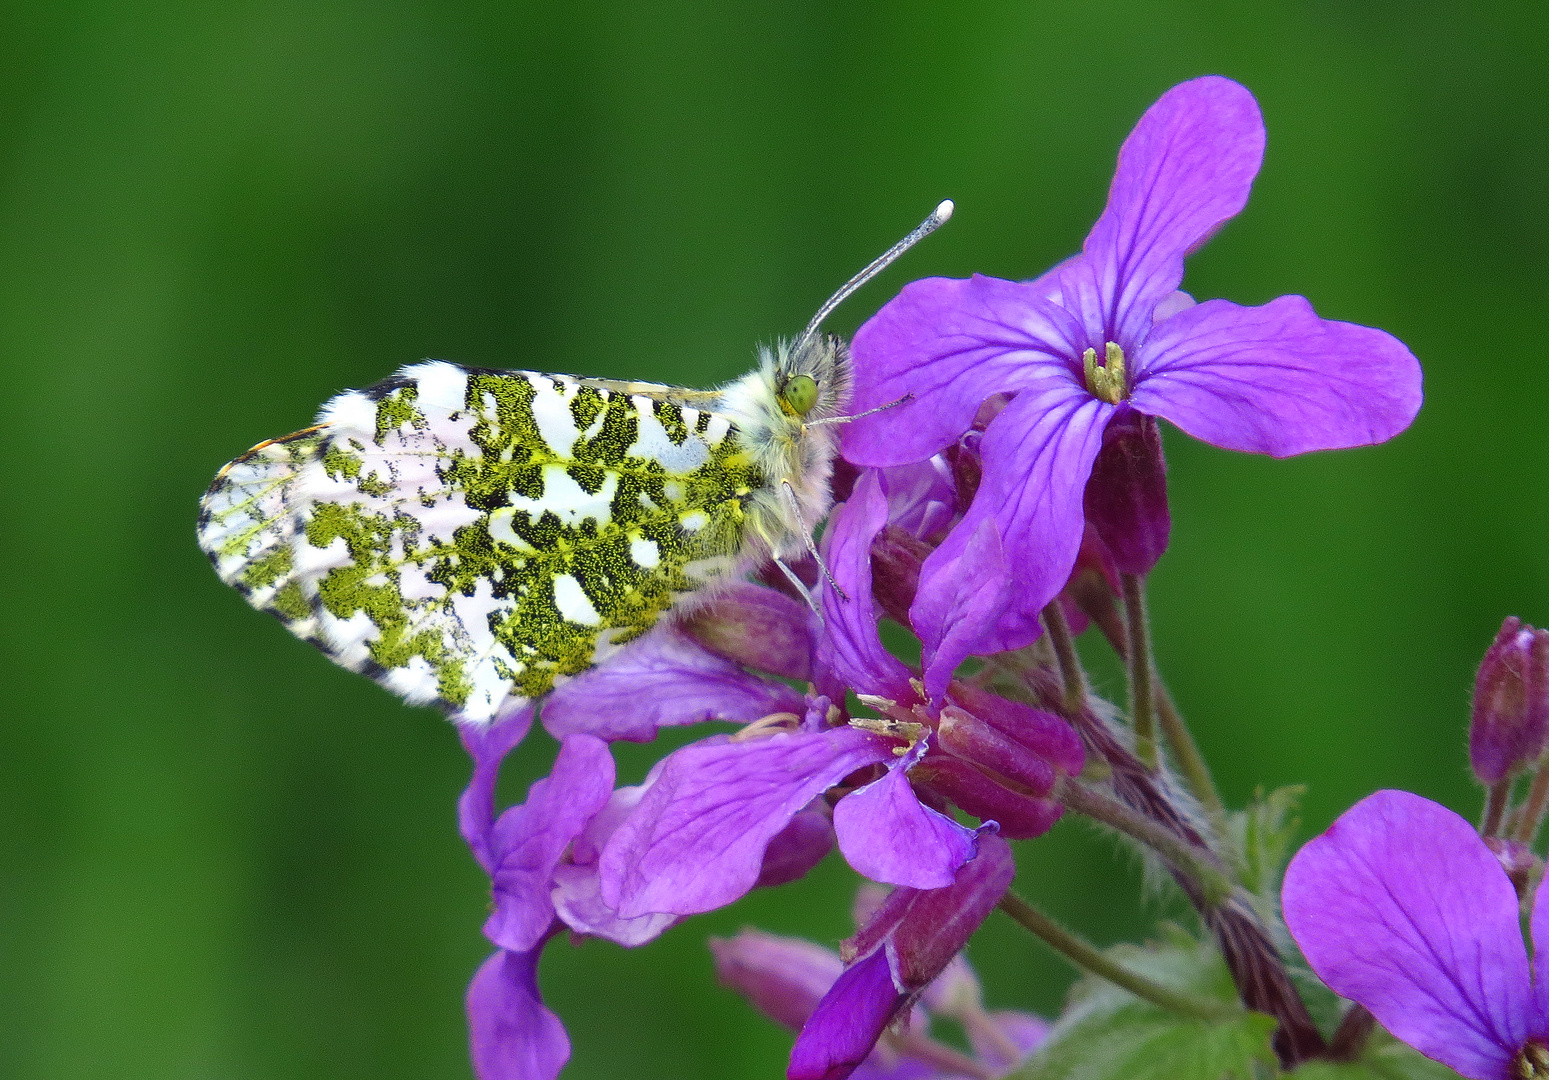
[796,199,954,349]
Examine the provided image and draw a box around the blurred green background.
[1,1,1544,1076]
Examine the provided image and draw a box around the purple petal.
[842,275,1086,468]
[458,706,536,873]
[1531,862,1549,1026]
[1063,76,1264,349]
[710,929,847,1031]
[484,735,615,953]
[881,457,958,540]
[913,384,1113,649]
[549,862,677,947]
[834,747,978,889]
[1130,295,1422,457]
[541,623,804,742]
[821,469,913,700]
[788,948,906,1080]
[599,728,895,917]
[912,517,1012,702]
[1282,789,1531,1080]
[466,947,570,1080]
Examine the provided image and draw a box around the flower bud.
[680,582,813,681]
[869,524,932,627]
[1058,525,1128,656]
[911,756,1063,839]
[937,706,1058,795]
[948,684,1086,778]
[887,833,1016,991]
[710,929,844,1031]
[1082,411,1170,576]
[1470,617,1549,785]
[755,805,835,889]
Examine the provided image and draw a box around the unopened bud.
[756,806,835,889]
[888,833,1015,991]
[1082,412,1170,576]
[948,684,1086,778]
[1470,617,1549,785]
[870,524,932,627]
[710,929,844,1030]
[946,438,983,513]
[938,706,1058,795]
[911,756,1064,839]
[1059,525,1127,656]
[681,582,813,681]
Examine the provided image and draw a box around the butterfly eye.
[782,374,819,416]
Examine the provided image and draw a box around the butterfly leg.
[780,480,847,602]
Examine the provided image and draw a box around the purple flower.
[594,473,1083,919]
[789,834,1030,1080]
[712,880,1046,1080]
[842,75,1423,647]
[1282,789,1549,1080]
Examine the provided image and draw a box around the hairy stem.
[1121,574,1158,769]
[1057,777,1233,906]
[1041,601,1087,712]
[998,891,1234,1021]
[1513,765,1549,846]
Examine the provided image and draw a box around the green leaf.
[1229,784,1306,900]
[1006,928,1279,1080]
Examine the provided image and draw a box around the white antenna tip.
[933,199,955,224]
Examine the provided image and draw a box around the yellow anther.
[1083,342,1129,404]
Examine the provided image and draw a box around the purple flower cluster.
[450,74,1428,1080]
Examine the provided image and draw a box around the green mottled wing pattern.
[197,360,762,724]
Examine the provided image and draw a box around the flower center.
[1083,341,1129,404]
[1513,1042,1549,1080]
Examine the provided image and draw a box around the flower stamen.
[1083,342,1129,404]
[1514,1042,1549,1080]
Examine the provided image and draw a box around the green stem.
[1121,574,1157,769]
[1483,778,1511,838]
[1058,777,1234,907]
[998,890,1234,1021]
[1041,601,1087,712]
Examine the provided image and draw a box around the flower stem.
[998,890,1234,1021]
[1121,574,1158,769]
[1057,777,1234,906]
[1513,764,1549,845]
[1041,601,1087,712]
[1483,777,1512,837]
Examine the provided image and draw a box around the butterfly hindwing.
[198,360,764,723]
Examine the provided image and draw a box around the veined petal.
[843,275,1085,468]
[913,518,1012,702]
[1130,295,1422,456]
[484,735,615,953]
[913,384,1113,649]
[599,729,895,918]
[821,469,913,700]
[834,750,978,889]
[1282,790,1530,1080]
[466,947,570,1080]
[549,863,676,947]
[788,948,906,1080]
[459,705,536,874]
[541,623,804,742]
[1065,76,1264,349]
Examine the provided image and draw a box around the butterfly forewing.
[198,360,763,723]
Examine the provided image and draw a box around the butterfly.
[197,201,952,725]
